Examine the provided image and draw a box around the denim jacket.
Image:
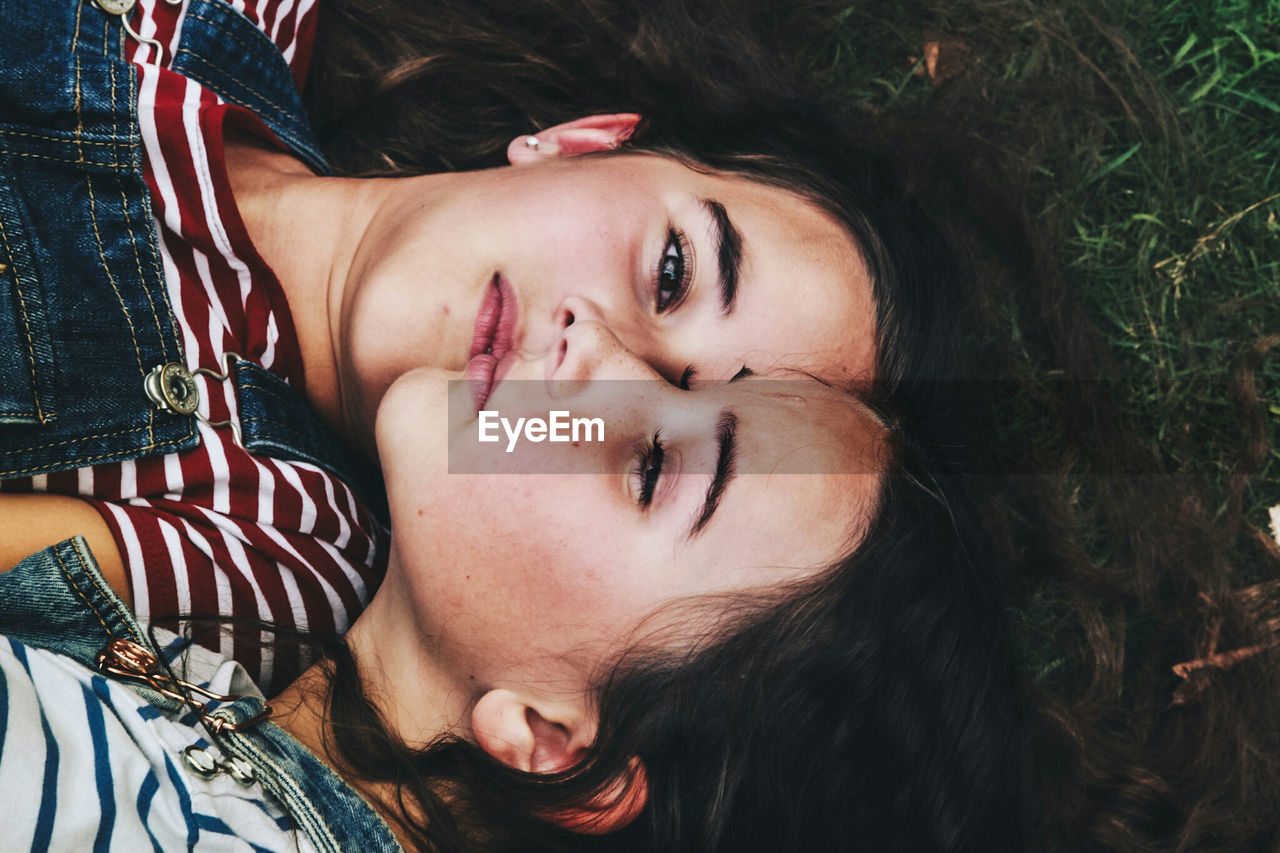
[0,536,402,852]
[0,0,354,484]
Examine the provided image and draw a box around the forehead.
[667,162,877,385]
[681,382,886,583]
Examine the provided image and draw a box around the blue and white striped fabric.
[0,634,316,853]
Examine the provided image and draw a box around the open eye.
[656,229,693,313]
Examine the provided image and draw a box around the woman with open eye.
[0,0,1024,848]
[0,319,1032,851]
[4,0,1268,849]
[0,0,968,695]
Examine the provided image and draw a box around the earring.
[524,135,541,151]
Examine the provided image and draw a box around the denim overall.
[0,0,358,486]
[0,538,402,851]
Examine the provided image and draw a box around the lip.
[466,273,520,411]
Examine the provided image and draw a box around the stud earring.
[524,136,541,151]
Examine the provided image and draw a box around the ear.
[506,113,642,165]
[471,688,649,834]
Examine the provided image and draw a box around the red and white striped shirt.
[1,0,384,691]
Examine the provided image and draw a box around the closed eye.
[632,431,665,509]
[676,364,750,390]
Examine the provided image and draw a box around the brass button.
[94,0,137,15]
[144,362,200,416]
[181,745,218,778]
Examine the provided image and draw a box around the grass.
[772,0,1279,683]
[790,0,1279,539]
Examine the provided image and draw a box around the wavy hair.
[309,447,1032,852]
[303,0,1280,849]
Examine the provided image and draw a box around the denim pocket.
[0,155,57,425]
[0,34,196,478]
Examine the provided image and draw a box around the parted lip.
[466,273,520,411]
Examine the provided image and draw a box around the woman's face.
[374,321,886,691]
[340,152,876,446]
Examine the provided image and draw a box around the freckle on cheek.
[442,305,450,315]
[417,508,424,516]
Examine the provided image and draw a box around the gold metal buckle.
[96,638,271,733]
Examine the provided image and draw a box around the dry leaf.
[913,35,972,85]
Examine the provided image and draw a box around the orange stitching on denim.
[0,131,117,147]
[182,12,283,76]
[75,55,152,448]
[175,47,293,121]
[131,53,183,366]
[109,58,176,366]
[0,215,46,421]
[54,543,114,638]
[0,424,155,454]
[72,0,84,54]
[4,150,122,167]
[99,11,111,59]
[0,443,190,478]
[71,536,133,636]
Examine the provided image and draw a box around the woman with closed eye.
[0,320,1033,851]
[0,0,971,693]
[0,0,1025,848]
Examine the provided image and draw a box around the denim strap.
[173,0,331,175]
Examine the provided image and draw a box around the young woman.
[0,0,943,694]
[0,0,1031,849]
[0,321,1031,851]
[298,2,1280,850]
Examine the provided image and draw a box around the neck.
[223,133,382,444]
[270,566,465,844]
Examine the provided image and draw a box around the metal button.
[94,0,137,14]
[223,756,257,785]
[144,362,200,416]
[182,745,218,778]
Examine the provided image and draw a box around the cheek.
[434,486,651,628]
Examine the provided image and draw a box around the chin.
[374,368,454,501]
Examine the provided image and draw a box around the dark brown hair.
[306,452,1033,853]
[302,0,1280,850]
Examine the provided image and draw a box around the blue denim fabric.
[0,0,193,473]
[0,537,402,852]
[0,0,356,487]
[172,0,330,174]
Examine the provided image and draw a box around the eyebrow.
[702,199,743,316]
[689,409,739,538]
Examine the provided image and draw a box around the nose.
[554,295,602,334]
[553,295,685,385]
[548,321,663,387]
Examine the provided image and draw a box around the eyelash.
[631,431,666,509]
[656,228,693,313]
[677,364,751,390]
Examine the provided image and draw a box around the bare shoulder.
[0,492,131,607]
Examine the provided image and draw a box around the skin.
[1,119,885,834]
[272,320,887,837]
[225,121,877,461]
[2,116,877,585]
